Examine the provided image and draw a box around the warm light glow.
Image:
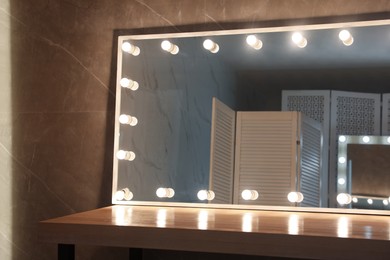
[387,137,390,144]
[161,40,179,55]
[241,189,259,200]
[116,150,136,161]
[203,39,219,53]
[383,199,389,206]
[352,197,358,203]
[246,35,263,50]
[157,209,167,228]
[337,193,352,205]
[362,136,370,143]
[339,30,354,46]
[242,213,253,232]
[287,192,304,203]
[197,210,208,230]
[156,187,175,198]
[197,190,215,201]
[338,178,346,185]
[288,214,299,235]
[337,216,349,238]
[119,114,138,126]
[115,188,133,201]
[121,42,140,56]
[367,198,373,205]
[339,135,346,143]
[120,77,139,91]
[338,156,346,164]
[291,32,307,48]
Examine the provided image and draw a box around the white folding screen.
[281,90,330,207]
[329,91,381,206]
[382,94,390,135]
[233,112,298,206]
[299,116,323,207]
[208,98,236,204]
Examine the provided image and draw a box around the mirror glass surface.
[113,19,390,211]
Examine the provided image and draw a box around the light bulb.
[197,190,215,201]
[337,193,352,205]
[120,78,139,91]
[119,114,138,126]
[203,39,219,53]
[246,35,263,50]
[116,150,136,161]
[156,187,175,198]
[161,40,179,55]
[339,30,354,46]
[367,198,373,205]
[121,42,140,56]
[387,137,390,144]
[339,135,346,143]
[384,199,389,206]
[362,136,370,143]
[338,156,346,164]
[338,178,346,185]
[287,191,304,203]
[291,32,307,48]
[352,197,358,203]
[241,189,259,200]
[115,188,133,201]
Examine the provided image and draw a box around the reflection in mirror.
[337,135,390,210]
[112,18,390,211]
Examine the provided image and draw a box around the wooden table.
[39,205,390,259]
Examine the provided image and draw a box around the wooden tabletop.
[39,205,390,259]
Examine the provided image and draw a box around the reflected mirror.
[112,18,390,210]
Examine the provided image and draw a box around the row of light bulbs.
[115,187,305,203]
[337,193,390,206]
[121,29,354,58]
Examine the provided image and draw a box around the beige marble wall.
[1,0,390,259]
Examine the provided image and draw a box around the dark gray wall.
[3,0,390,259]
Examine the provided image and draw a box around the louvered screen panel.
[281,90,330,207]
[234,112,298,206]
[209,97,236,204]
[329,91,381,206]
[382,94,390,135]
[299,115,322,207]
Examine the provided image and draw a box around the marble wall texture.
[1,0,390,259]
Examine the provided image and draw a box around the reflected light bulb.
[203,39,219,53]
[291,32,307,48]
[339,30,354,46]
[241,189,259,200]
[338,156,346,164]
[287,191,304,203]
[116,150,136,161]
[362,136,370,143]
[338,178,346,185]
[246,35,263,50]
[120,78,139,91]
[119,114,138,126]
[115,188,133,201]
[339,135,346,143]
[367,198,373,205]
[121,42,140,56]
[337,193,352,205]
[156,187,175,198]
[197,190,215,201]
[161,40,179,55]
[352,197,358,203]
[384,199,389,206]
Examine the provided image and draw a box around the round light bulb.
[121,42,140,56]
[352,197,358,203]
[120,78,139,91]
[339,30,354,46]
[367,198,373,205]
[197,190,208,201]
[339,135,346,143]
[338,157,346,164]
[291,32,307,48]
[338,178,346,185]
[115,190,125,200]
[246,35,263,50]
[287,191,304,203]
[362,136,370,143]
[119,114,138,126]
[116,150,136,161]
[387,137,390,144]
[337,193,352,205]
[383,199,389,206]
[241,190,259,200]
[161,40,179,55]
[203,39,219,53]
[156,187,175,198]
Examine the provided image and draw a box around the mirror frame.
[112,17,390,216]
